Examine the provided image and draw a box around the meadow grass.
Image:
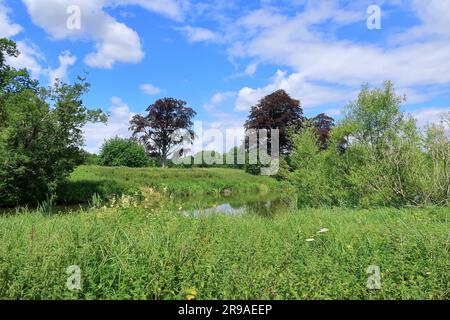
[0,206,448,300]
[57,166,284,204]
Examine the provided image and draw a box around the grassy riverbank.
[56,166,285,205]
[0,206,448,300]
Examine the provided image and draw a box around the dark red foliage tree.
[244,90,304,155]
[130,98,196,168]
[311,113,335,150]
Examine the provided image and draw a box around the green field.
[0,205,448,299]
[0,167,448,300]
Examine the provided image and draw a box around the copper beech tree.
[245,90,305,155]
[311,113,335,150]
[130,98,196,168]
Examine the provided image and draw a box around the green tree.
[289,81,450,207]
[0,38,106,207]
[130,98,196,168]
[342,81,406,153]
[99,137,150,168]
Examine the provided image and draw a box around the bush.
[99,137,151,168]
[289,82,450,208]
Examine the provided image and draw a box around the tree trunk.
[162,155,168,169]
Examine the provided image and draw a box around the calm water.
[179,194,296,217]
[1,193,296,217]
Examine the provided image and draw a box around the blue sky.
[1,0,449,153]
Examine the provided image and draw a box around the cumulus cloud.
[83,96,135,153]
[177,26,221,43]
[5,41,45,78]
[244,62,258,76]
[110,0,186,21]
[48,51,77,85]
[5,41,78,85]
[411,107,450,128]
[0,2,44,77]
[203,91,236,112]
[235,70,354,112]
[21,0,187,69]
[0,1,23,37]
[229,62,259,79]
[220,1,450,111]
[22,0,144,69]
[140,83,162,95]
[395,0,450,42]
[230,8,450,87]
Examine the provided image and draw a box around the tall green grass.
[0,206,448,299]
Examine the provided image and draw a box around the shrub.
[99,137,151,168]
[289,82,450,208]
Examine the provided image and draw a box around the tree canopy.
[0,38,107,206]
[130,97,197,168]
[245,89,304,155]
[310,113,335,150]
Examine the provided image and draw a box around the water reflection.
[182,197,295,217]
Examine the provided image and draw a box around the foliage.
[99,137,150,168]
[0,39,106,207]
[289,81,450,207]
[172,150,223,168]
[77,150,100,166]
[423,120,450,204]
[310,113,335,150]
[0,206,447,299]
[289,127,330,206]
[130,98,197,168]
[245,89,304,155]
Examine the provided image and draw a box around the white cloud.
[0,1,79,83]
[140,83,162,95]
[110,0,186,21]
[177,26,221,43]
[235,70,354,112]
[214,2,450,111]
[6,41,78,85]
[83,96,135,153]
[394,0,450,42]
[0,2,45,78]
[244,62,258,76]
[203,91,236,112]
[229,62,259,79]
[21,0,186,69]
[0,1,23,37]
[5,41,44,78]
[22,0,144,69]
[48,50,77,85]
[411,107,450,128]
[211,91,235,104]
